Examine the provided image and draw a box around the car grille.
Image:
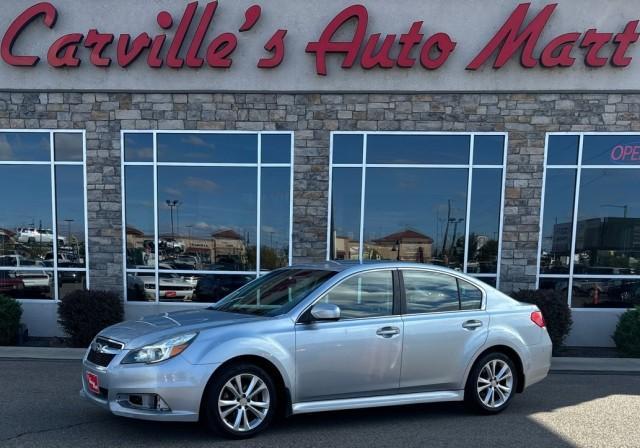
[86,337,124,368]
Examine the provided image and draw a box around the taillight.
[531,310,546,328]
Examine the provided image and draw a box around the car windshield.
[210,269,337,317]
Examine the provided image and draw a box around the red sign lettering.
[0,1,638,74]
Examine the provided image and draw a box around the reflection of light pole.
[166,200,179,239]
[441,200,452,256]
[185,225,193,248]
[392,239,401,261]
[267,231,275,248]
[64,219,73,243]
[449,218,464,254]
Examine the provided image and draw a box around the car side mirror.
[310,303,341,321]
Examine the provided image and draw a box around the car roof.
[287,261,469,276]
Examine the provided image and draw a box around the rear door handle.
[376,326,400,338]
[462,320,483,330]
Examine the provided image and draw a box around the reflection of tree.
[467,233,498,273]
[260,246,288,270]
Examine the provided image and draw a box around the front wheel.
[465,352,517,414]
[202,364,277,439]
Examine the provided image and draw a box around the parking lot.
[1,359,639,448]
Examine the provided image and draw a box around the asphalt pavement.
[1,359,639,448]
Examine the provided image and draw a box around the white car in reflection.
[17,228,66,245]
[0,255,51,292]
[133,266,195,301]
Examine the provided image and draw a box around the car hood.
[99,309,258,348]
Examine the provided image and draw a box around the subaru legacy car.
[81,262,552,439]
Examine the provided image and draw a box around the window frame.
[398,268,486,316]
[120,130,294,304]
[537,132,640,311]
[327,131,508,287]
[0,129,89,303]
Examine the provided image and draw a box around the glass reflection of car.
[16,228,65,245]
[0,255,51,292]
[82,262,552,439]
[0,272,25,295]
[193,274,255,302]
[133,265,195,301]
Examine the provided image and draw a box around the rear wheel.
[465,352,517,414]
[202,364,277,439]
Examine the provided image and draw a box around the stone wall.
[1,91,636,294]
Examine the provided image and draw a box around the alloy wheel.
[476,359,513,408]
[217,373,270,432]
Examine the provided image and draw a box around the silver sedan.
[81,262,552,439]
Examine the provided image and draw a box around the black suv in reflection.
[194,274,254,303]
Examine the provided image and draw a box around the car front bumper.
[80,355,220,422]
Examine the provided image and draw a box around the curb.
[0,346,86,360]
[550,357,640,374]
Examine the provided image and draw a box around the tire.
[464,352,518,414]
[202,363,277,439]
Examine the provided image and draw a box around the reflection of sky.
[0,166,52,230]
[158,167,257,239]
[261,168,290,248]
[0,133,50,161]
[367,135,470,164]
[578,169,640,219]
[125,166,154,236]
[363,168,468,248]
[468,169,502,238]
[55,166,85,238]
[158,134,257,163]
[541,169,576,249]
[331,168,361,241]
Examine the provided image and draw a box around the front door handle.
[376,326,400,338]
[462,320,483,330]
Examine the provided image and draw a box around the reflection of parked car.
[134,270,195,301]
[17,228,65,245]
[0,272,25,294]
[194,274,254,302]
[0,255,51,292]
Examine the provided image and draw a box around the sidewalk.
[1,347,639,373]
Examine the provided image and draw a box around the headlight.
[121,333,198,364]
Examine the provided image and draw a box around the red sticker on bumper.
[86,372,100,394]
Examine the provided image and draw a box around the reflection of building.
[127,226,250,270]
[368,230,434,262]
[332,235,359,260]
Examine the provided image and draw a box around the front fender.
[182,317,295,392]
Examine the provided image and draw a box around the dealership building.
[1,0,640,346]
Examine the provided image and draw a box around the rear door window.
[403,270,459,313]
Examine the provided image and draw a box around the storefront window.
[0,130,87,301]
[329,132,506,286]
[122,131,293,303]
[538,133,640,309]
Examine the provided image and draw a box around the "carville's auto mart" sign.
[1,0,639,92]
[3,1,638,73]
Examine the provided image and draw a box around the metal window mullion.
[463,136,474,274]
[535,134,551,289]
[288,133,294,267]
[495,134,508,289]
[120,132,127,299]
[326,133,334,261]
[567,135,584,308]
[257,134,262,274]
[358,134,367,262]
[153,132,159,303]
[81,130,89,290]
[49,132,59,301]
